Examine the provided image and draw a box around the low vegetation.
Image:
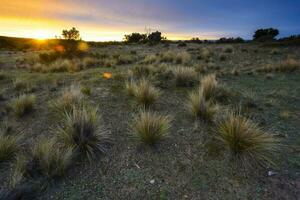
[216,113,280,169]
[12,94,36,117]
[57,105,110,161]
[131,110,171,145]
[173,66,197,87]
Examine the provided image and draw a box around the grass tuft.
[13,94,36,117]
[58,105,110,161]
[32,138,74,177]
[200,74,218,100]
[186,89,218,121]
[131,110,171,145]
[0,133,22,162]
[216,113,280,169]
[132,78,161,107]
[173,67,197,87]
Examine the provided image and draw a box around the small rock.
[150,179,155,184]
[268,170,277,176]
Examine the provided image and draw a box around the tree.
[253,28,279,41]
[124,33,147,43]
[147,31,163,43]
[62,27,81,40]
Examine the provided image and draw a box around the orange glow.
[103,72,112,79]
[78,42,89,51]
[55,45,65,53]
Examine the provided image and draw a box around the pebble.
[150,179,155,184]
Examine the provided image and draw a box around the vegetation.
[131,110,171,145]
[0,133,22,162]
[58,105,110,161]
[186,89,218,121]
[253,28,279,41]
[131,78,161,107]
[173,67,197,87]
[200,74,218,100]
[216,113,280,169]
[12,94,36,117]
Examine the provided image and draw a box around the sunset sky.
[0,0,299,41]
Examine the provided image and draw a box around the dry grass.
[216,113,280,169]
[277,58,300,72]
[0,133,22,162]
[200,74,218,100]
[186,89,218,121]
[50,85,84,116]
[58,105,110,161]
[131,110,171,145]
[125,80,137,96]
[32,138,74,177]
[175,51,191,64]
[132,78,161,107]
[173,67,197,87]
[143,54,157,64]
[13,94,36,117]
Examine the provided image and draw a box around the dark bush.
[124,33,147,43]
[253,28,279,41]
[216,37,245,43]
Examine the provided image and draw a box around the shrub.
[13,94,36,117]
[131,65,154,78]
[173,67,197,87]
[32,138,73,177]
[50,86,83,116]
[200,74,218,100]
[10,154,28,187]
[131,110,171,145]
[133,78,161,107]
[216,113,280,169]
[253,28,279,41]
[58,105,110,161]
[186,89,218,121]
[0,133,22,162]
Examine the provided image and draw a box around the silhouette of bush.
[253,28,279,42]
[124,33,147,43]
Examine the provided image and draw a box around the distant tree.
[147,31,163,43]
[216,37,245,43]
[62,27,81,40]
[190,37,202,43]
[253,28,279,41]
[124,33,147,43]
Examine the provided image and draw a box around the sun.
[31,30,53,40]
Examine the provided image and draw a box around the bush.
[199,48,212,61]
[13,94,36,117]
[130,65,154,78]
[253,28,279,41]
[277,58,300,72]
[0,133,22,162]
[131,110,171,145]
[124,33,147,43]
[132,78,161,107]
[216,113,280,169]
[32,138,73,177]
[186,89,218,121]
[224,46,234,53]
[173,67,197,87]
[58,105,110,161]
[200,74,218,100]
[159,51,176,63]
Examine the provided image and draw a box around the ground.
[0,43,299,199]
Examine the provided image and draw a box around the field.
[0,42,299,199]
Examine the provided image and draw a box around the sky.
[0,0,299,41]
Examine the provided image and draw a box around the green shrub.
[80,86,92,96]
[13,94,36,117]
[131,110,171,145]
[216,113,280,169]
[173,67,197,87]
[58,105,110,161]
